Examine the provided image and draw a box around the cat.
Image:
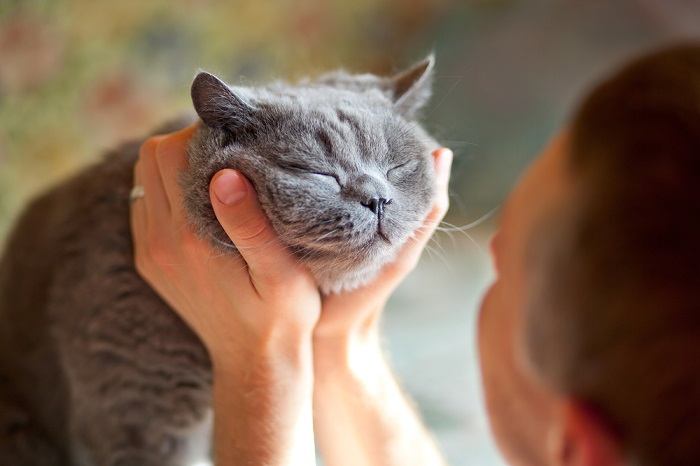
[0,56,438,465]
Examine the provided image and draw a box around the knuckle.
[237,218,270,243]
[437,199,450,217]
[428,198,449,221]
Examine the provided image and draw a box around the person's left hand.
[130,124,321,365]
[131,125,320,466]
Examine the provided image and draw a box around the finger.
[411,148,453,244]
[155,124,198,221]
[138,135,171,224]
[433,147,452,201]
[209,169,298,290]
[429,147,453,225]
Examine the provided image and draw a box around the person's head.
[478,43,700,466]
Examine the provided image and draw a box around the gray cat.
[0,56,438,465]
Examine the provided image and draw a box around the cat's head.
[183,56,438,293]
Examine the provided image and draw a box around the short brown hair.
[525,43,700,466]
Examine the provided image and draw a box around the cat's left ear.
[191,71,258,131]
[386,54,435,119]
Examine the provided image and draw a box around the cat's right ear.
[191,72,257,130]
[386,54,435,119]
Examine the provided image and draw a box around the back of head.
[525,43,700,466]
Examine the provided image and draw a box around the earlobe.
[555,400,623,466]
[546,417,572,466]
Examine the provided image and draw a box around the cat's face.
[183,57,438,293]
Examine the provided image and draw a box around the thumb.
[209,169,295,284]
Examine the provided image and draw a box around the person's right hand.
[311,148,452,466]
[313,148,453,350]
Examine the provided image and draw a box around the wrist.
[211,331,316,466]
[212,328,315,380]
[313,300,382,343]
[313,324,383,380]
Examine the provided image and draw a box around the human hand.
[313,148,453,351]
[130,125,322,367]
[311,148,452,466]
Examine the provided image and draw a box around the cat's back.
[0,140,139,448]
[0,124,212,463]
[0,139,139,354]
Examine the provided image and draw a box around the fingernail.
[212,170,247,205]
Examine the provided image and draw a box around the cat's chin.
[312,251,396,295]
[316,269,380,295]
[300,228,419,294]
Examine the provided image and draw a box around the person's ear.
[191,71,258,131]
[547,399,623,466]
[385,54,435,119]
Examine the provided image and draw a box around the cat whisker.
[429,242,451,270]
[439,207,499,231]
[313,228,342,244]
[427,75,464,117]
[404,230,453,272]
[439,139,478,147]
[296,218,338,237]
[207,233,238,250]
[410,224,451,259]
[286,232,340,266]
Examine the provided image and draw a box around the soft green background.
[1,1,698,464]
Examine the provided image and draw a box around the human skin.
[132,124,626,466]
[478,133,624,466]
[131,125,320,466]
[130,123,452,466]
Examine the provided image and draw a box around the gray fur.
[0,57,438,465]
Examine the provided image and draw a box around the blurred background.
[1,0,698,464]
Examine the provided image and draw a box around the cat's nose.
[361,197,392,215]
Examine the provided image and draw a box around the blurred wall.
[1,0,699,236]
[1,1,699,465]
[0,0,450,237]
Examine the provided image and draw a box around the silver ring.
[130,185,145,203]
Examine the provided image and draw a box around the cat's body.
[0,58,438,465]
[0,135,212,465]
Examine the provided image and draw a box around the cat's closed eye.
[387,159,420,182]
[279,162,342,188]
[309,172,342,189]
